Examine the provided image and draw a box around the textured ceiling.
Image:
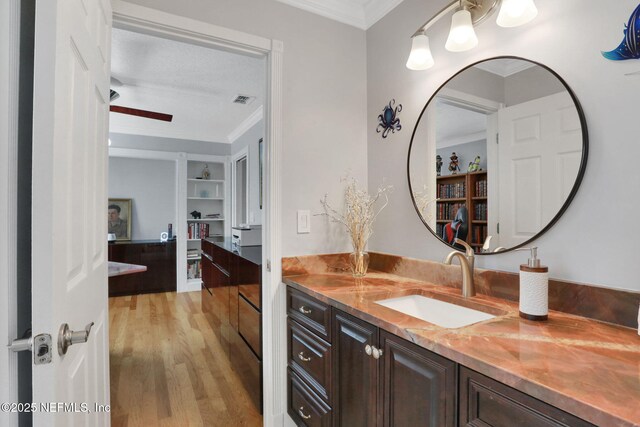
[110,28,265,144]
[275,0,404,29]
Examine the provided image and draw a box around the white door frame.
[0,0,20,425]
[231,147,250,228]
[111,2,285,426]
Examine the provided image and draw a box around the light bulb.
[406,33,435,70]
[497,0,538,27]
[445,9,478,52]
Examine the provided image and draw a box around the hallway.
[109,292,262,426]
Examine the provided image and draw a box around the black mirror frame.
[407,56,589,255]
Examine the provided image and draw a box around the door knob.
[58,322,94,355]
[365,344,372,356]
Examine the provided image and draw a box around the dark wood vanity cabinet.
[287,286,594,427]
[286,287,455,427]
[381,331,456,427]
[459,367,595,427]
[332,310,456,427]
[332,310,379,427]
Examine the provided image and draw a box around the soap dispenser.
[515,247,548,321]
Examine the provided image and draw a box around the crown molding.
[276,0,404,30]
[365,0,404,28]
[228,105,264,144]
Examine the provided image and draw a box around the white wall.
[108,157,177,240]
[124,0,369,256]
[231,119,264,225]
[367,0,640,292]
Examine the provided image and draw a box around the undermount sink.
[375,294,497,329]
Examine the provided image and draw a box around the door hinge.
[496,133,500,144]
[497,223,500,234]
[8,331,53,365]
[266,259,271,272]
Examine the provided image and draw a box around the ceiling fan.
[109,77,173,122]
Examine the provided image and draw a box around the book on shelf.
[474,202,488,221]
[474,179,488,197]
[187,223,210,239]
[436,202,466,221]
[437,182,466,199]
[187,260,202,280]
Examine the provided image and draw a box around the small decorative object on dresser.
[376,99,402,138]
[108,198,132,241]
[190,210,201,219]
[319,177,392,277]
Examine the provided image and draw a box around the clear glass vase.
[349,251,370,278]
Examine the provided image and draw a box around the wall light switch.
[297,210,311,234]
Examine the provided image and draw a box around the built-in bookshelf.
[436,171,488,253]
[185,160,226,287]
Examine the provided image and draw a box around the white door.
[31,0,112,425]
[498,92,582,248]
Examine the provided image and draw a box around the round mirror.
[408,57,588,254]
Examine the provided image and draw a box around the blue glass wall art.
[602,4,640,61]
[376,99,402,139]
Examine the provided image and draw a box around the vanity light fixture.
[406,0,538,70]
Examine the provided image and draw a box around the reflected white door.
[498,92,582,248]
[31,0,112,425]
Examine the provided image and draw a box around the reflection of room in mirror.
[409,58,585,254]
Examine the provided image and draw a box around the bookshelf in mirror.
[436,171,488,253]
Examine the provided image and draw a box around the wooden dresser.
[201,238,262,413]
[107,240,176,297]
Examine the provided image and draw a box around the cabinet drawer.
[239,295,261,358]
[288,319,332,403]
[460,367,595,427]
[287,287,331,341]
[210,242,230,274]
[288,369,332,427]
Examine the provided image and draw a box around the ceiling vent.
[233,95,255,105]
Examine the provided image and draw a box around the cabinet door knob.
[365,344,372,356]
[298,351,312,362]
[298,305,312,315]
[372,346,383,359]
[298,406,312,420]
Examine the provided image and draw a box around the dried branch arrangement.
[319,177,392,276]
[413,184,438,220]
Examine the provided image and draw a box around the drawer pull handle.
[298,406,312,420]
[298,351,312,362]
[299,306,312,315]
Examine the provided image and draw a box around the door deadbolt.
[58,322,94,355]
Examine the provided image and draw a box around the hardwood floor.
[109,292,263,427]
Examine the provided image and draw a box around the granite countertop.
[283,271,640,427]
[108,261,147,277]
[205,238,262,265]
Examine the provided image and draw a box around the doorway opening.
[107,25,267,426]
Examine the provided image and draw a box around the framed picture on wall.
[108,198,132,241]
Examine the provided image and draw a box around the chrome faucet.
[444,238,475,298]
